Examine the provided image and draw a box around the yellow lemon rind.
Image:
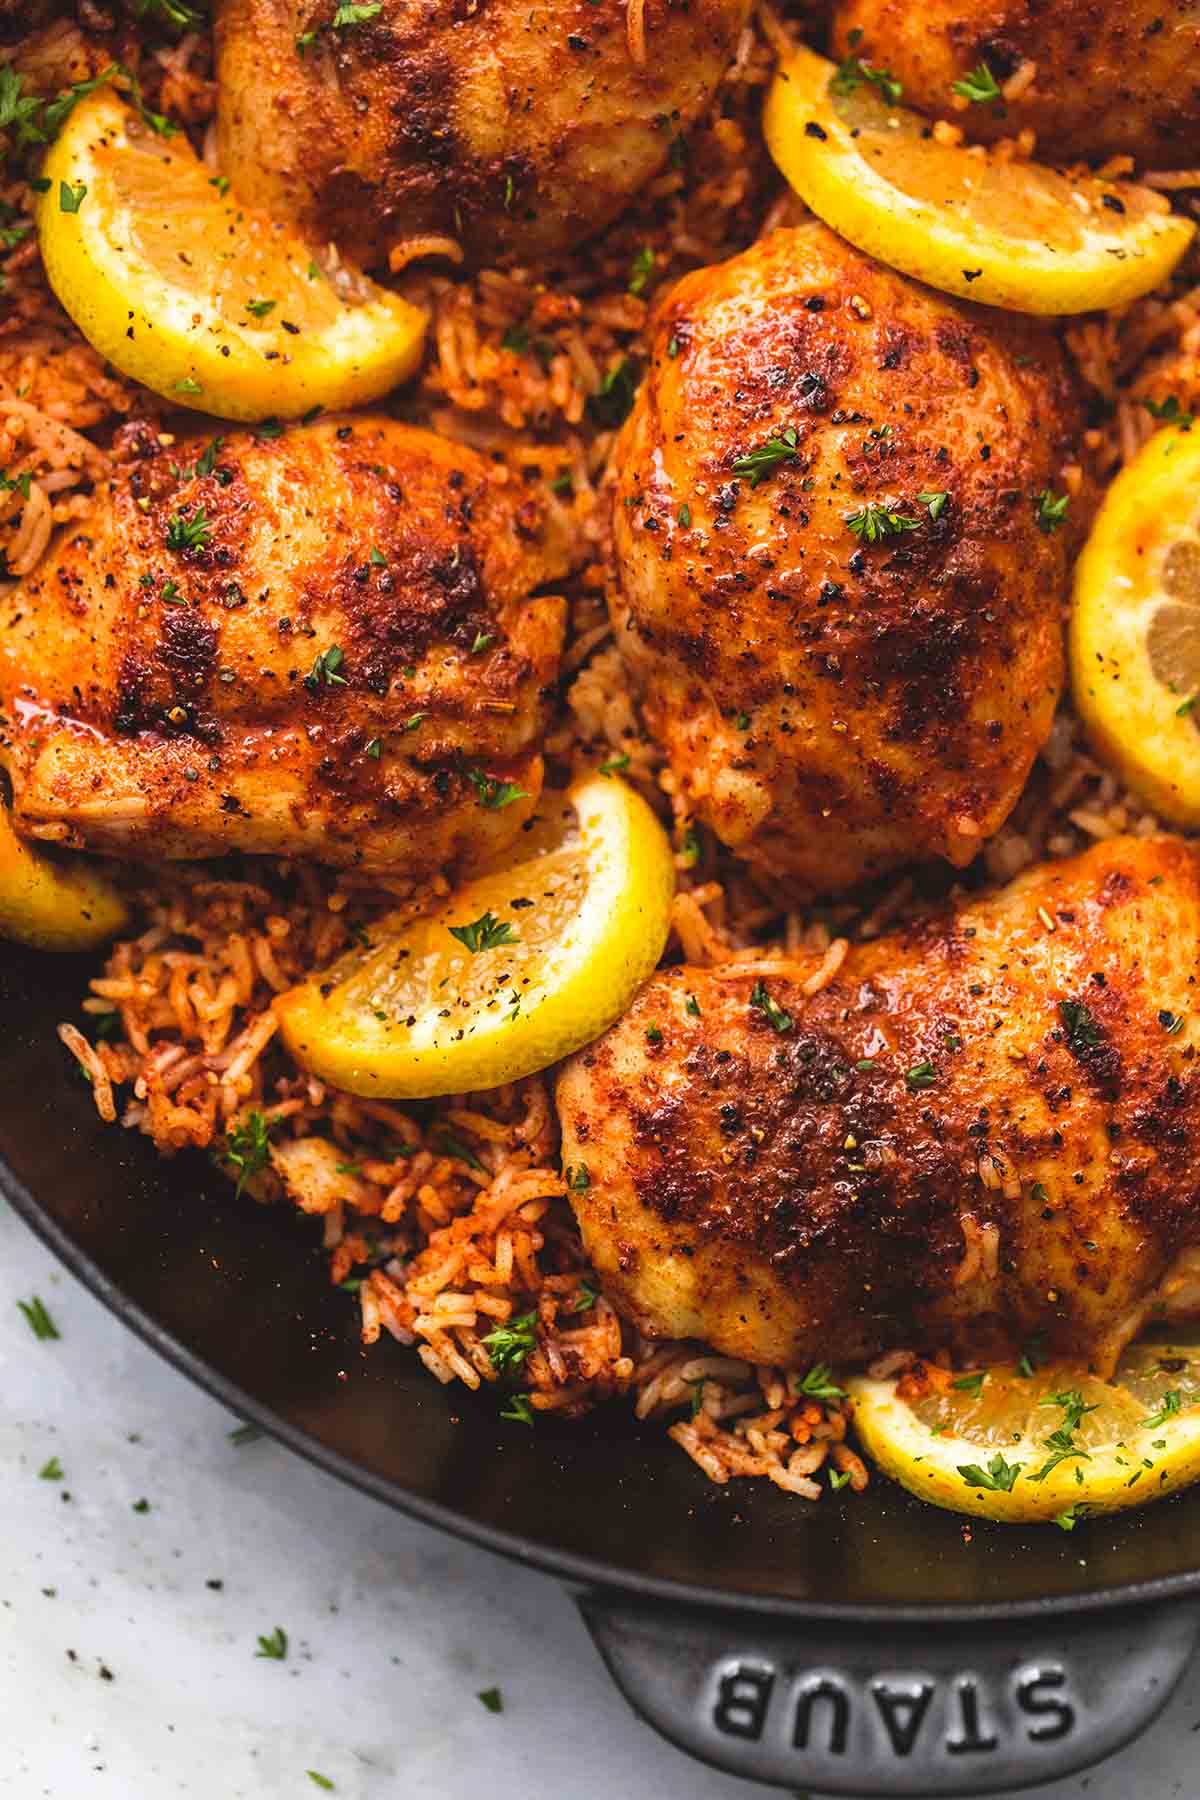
[0,806,128,952]
[275,774,677,1099]
[848,1374,1200,1523]
[36,89,426,422]
[764,47,1195,316]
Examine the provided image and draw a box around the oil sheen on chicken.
[830,0,1200,169]
[609,223,1087,897]
[0,416,572,874]
[557,835,1200,1375]
[215,0,753,269]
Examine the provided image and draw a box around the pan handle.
[578,1589,1198,1796]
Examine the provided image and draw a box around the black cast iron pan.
[6,937,1200,1795]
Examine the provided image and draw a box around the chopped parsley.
[332,0,382,23]
[399,712,427,734]
[750,979,793,1034]
[598,751,630,775]
[1144,395,1194,431]
[477,1687,504,1713]
[448,910,518,953]
[1059,998,1102,1052]
[952,1371,986,1397]
[958,1451,1022,1493]
[482,1310,539,1376]
[244,298,276,319]
[628,246,654,296]
[365,737,383,759]
[1140,1389,1182,1430]
[0,469,32,500]
[1030,1389,1098,1482]
[501,324,530,354]
[132,1497,151,1513]
[58,180,87,214]
[368,545,387,566]
[465,768,528,810]
[677,503,691,527]
[435,1131,485,1172]
[731,426,799,488]
[685,993,701,1017]
[192,436,225,479]
[904,1059,936,1091]
[795,1362,846,1403]
[304,645,348,690]
[174,377,203,397]
[565,1163,590,1191]
[223,1111,273,1198]
[255,1627,288,1660]
[18,1296,59,1341]
[1054,1504,1086,1532]
[829,1467,853,1491]
[951,61,1002,103]
[569,1282,599,1313]
[471,630,495,655]
[917,489,949,521]
[1034,489,1070,534]
[0,66,44,146]
[307,1777,335,1793]
[500,1394,534,1426]
[588,358,640,428]
[165,506,212,554]
[829,54,903,105]
[133,0,207,28]
[38,1457,63,1481]
[1159,1009,1186,1035]
[845,501,920,542]
[228,1423,261,1447]
[644,1024,663,1044]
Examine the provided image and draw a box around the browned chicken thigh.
[214,0,753,270]
[610,222,1086,896]
[830,0,1200,168]
[0,416,572,874]
[558,835,1200,1374]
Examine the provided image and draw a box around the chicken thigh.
[557,835,1200,1373]
[610,222,1086,896]
[214,0,753,270]
[0,416,572,874]
[831,0,1200,169]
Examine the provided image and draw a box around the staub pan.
[7,936,1200,1796]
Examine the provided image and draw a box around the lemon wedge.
[1070,422,1200,824]
[36,87,426,421]
[0,804,128,951]
[275,774,676,1099]
[763,46,1195,314]
[848,1341,1200,1524]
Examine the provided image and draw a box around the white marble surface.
[2,1196,1199,1800]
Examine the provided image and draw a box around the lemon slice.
[36,88,426,421]
[1070,423,1200,824]
[763,46,1195,314]
[275,774,676,1099]
[0,805,127,951]
[848,1341,1200,1523]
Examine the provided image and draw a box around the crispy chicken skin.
[610,223,1086,896]
[831,0,1200,168]
[0,416,572,874]
[557,836,1200,1373]
[214,0,752,270]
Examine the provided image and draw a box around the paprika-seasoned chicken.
[0,416,572,874]
[214,0,753,270]
[610,223,1087,896]
[557,835,1200,1374]
[830,0,1200,170]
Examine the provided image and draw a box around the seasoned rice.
[6,1,1200,1501]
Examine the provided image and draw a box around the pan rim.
[8,1146,1200,1628]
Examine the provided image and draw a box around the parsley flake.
[478,1687,504,1713]
[952,61,1002,103]
[245,298,276,319]
[1144,395,1194,431]
[795,1362,847,1402]
[565,1163,590,1191]
[500,1394,535,1426]
[905,1059,936,1091]
[588,358,640,428]
[255,1627,288,1661]
[1141,1389,1182,1429]
[958,1452,1022,1492]
[917,489,949,521]
[304,645,348,690]
[465,768,528,811]
[18,1296,59,1341]
[1059,998,1103,1052]
[448,910,518,953]
[307,1777,335,1793]
[829,54,903,104]
[59,180,87,214]
[845,501,920,542]
[732,426,799,488]
[628,246,654,296]
[222,1111,274,1199]
[332,0,382,23]
[1035,489,1070,534]
[482,1309,538,1376]
[165,506,212,554]
[598,751,630,775]
[750,979,793,1034]
[38,1456,64,1481]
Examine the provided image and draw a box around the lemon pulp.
[849,1339,1200,1523]
[36,87,426,421]
[1070,423,1200,824]
[764,47,1195,314]
[275,773,677,1099]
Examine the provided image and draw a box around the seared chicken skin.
[610,224,1086,896]
[831,0,1200,169]
[215,0,752,270]
[558,836,1200,1373]
[0,417,571,874]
